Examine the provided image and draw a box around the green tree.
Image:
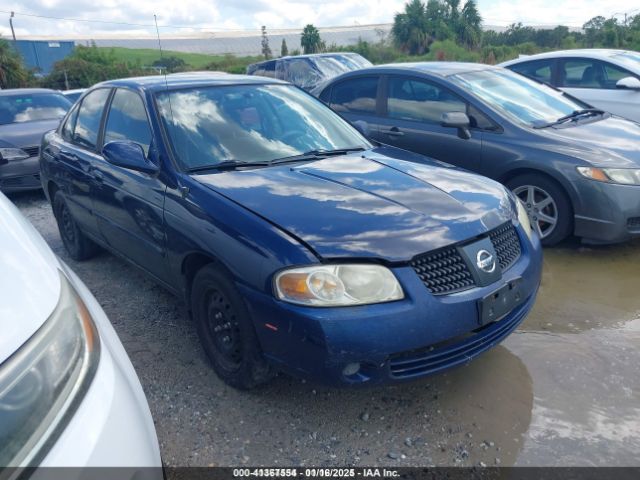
[583,16,605,47]
[152,55,186,73]
[0,37,32,88]
[281,38,289,57]
[392,0,430,55]
[261,26,272,59]
[458,0,482,48]
[301,24,323,54]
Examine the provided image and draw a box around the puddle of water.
[524,240,640,333]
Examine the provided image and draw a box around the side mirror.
[102,141,158,174]
[441,111,471,140]
[352,120,371,139]
[616,76,640,90]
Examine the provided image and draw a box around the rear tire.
[52,191,100,261]
[191,264,274,389]
[506,173,572,246]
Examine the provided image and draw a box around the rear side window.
[104,89,153,155]
[73,88,110,150]
[387,76,466,124]
[509,60,553,84]
[330,76,379,114]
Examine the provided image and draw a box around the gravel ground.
[9,190,640,468]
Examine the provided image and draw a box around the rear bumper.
[0,156,41,192]
[573,179,640,244]
[241,225,543,386]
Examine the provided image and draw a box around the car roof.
[96,72,287,93]
[249,52,362,66]
[0,88,63,97]
[342,61,496,77]
[500,49,634,65]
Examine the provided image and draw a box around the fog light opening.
[342,362,361,377]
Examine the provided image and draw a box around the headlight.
[0,271,99,466]
[577,166,640,185]
[0,148,30,162]
[275,264,404,307]
[515,197,535,241]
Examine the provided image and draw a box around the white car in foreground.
[0,192,161,468]
[500,49,640,123]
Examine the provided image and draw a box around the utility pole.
[9,11,16,42]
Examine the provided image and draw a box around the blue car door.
[91,88,169,284]
[52,88,112,238]
[375,75,483,171]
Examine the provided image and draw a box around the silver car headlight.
[577,167,640,186]
[275,264,404,307]
[515,197,534,241]
[0,271,100,466]
[0,148,30,162]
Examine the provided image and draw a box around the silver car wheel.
[513,185,558,239]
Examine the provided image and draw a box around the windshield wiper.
[534,108,606,129]
[187,160,272,173]
[270,147,366,165]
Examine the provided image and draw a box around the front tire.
[191,264,273,389]
[52,191,100,261]
[506,173,572,246]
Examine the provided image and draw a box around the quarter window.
[509,60,553,84]
[104,89,152,155]
[330,77,379,114]
[73,88,110,150]
[61,105,79,142]
[387,77,466,124]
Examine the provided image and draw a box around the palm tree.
[301,25,323,54]
[0,38,30,88]
[392,0,430,55]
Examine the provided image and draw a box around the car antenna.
[154,15,188,197]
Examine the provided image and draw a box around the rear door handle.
[382,127,405,137]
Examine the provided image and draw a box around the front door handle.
[382,127,405,137]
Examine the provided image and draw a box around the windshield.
[156,84,370,170]
[0,93,71,125]
[450,68,587,127]
[313,54,373,76]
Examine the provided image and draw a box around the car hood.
[0,118,61,148]
[0,194,61,365]
[195,147,514,262]
[539,116,640,167]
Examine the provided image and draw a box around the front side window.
[387,77,466,123]
[330,77,379,114]
[156,84,369,171]
[558,59,632,89]
[104,89,152,155]
[509,60,553,84]
[0,93,70,125]
[450,68,586,127]
[73,88,111,150]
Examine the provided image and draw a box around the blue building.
[14,40,75,75]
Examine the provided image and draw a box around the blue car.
[40,73,542,388]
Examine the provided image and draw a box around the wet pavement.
[9,190,640,467]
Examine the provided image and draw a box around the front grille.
[489,222,522,271]
[628,217,640,232]
[410,222,522,295]
[22,146,39,157]
[410,246,475,295]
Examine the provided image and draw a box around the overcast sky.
[1,0,637,37]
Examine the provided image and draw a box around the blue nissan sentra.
[39,73,542,389]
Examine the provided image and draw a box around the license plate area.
[479,278,524,325]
